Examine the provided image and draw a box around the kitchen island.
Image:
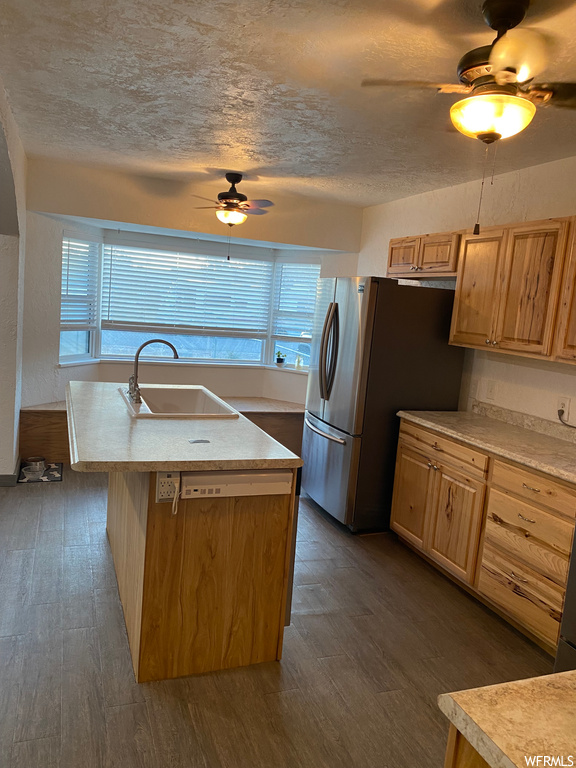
[438,670,576,767]
[66,381,303,682]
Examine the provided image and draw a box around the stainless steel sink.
[119,385,239,419]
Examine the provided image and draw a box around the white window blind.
[101,245,274,335]
[273,262,322,338]
[60,238,100,329]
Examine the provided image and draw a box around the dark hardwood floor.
[0,469,551,767]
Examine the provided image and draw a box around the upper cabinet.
[449,228,508,348]
[450,218,570,359]
[553,233,576,363]
[496,220,569,357]
[387,232,460,278]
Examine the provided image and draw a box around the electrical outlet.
[156,471,180,502]
[558,396,571,421]
[485,380,497,401]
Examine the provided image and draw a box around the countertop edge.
[71,459,303,472]
[65,385,81,469]
[397,410,576,485]
[437,694,516,768]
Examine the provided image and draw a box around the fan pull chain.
[227,228,232,261]
[473,144,490,236]
[491,141,498,186]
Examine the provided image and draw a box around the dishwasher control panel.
[180,470,293,499]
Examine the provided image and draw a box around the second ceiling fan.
[362,0,576,143]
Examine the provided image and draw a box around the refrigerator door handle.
[325,302,340,399]
[319,302,335,400]
[304,417,347,445]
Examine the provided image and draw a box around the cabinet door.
[425,463,485,584]
[554,224,576,362]
[449,229,507,348]
[418,232,460,274]
[387,237,420,276]
[390,443,434,550]
[495,220,569,356]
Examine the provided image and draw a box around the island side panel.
[444,725,491,768]
[138,476,295,682]
[106,471,150,678]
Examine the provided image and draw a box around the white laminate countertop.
[66,381,303,472]
[438,671,576,768]
[398,410,576,486]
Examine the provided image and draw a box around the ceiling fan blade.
[194,206,219,210]
[190,194,218,204]
[490,29,550,85]
[246,199,274,208]
[361,79,470,94]
[530,82,576,109]
[244,209,268,216]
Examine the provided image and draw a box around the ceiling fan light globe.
[489,29,549,84]
[216,209,248,226]
[450,93,536,140]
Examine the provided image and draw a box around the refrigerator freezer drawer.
[301,413,360,526]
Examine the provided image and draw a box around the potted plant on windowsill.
[275,351,287,366]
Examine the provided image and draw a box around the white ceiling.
[2,0,576,206]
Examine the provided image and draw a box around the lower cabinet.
[391,421,576,652]
[390,436,485,586]
[426,464,485,584]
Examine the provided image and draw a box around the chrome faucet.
[128,339,179,403]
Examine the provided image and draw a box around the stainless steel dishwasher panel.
[301,412,361,525]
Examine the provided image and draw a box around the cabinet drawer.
[478,543,564,647]
[399,422,488,478]
[485,488,574,586]
[491,460,576,520]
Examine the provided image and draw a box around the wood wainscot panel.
[19,409,70,462]
[242,412,304,456]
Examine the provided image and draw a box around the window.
[60,237,321,366]
[59,238,100,360]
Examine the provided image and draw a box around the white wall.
[0,76,27,476]
[360,154,576,277]
[359,154,576,422]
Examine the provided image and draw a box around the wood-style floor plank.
[0,472,553,768]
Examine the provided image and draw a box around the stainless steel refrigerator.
[301,277,465,532]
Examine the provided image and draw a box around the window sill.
[58,358,309,375]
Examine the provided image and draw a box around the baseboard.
[0,456,20,486]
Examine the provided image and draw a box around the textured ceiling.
[1,0,576,206]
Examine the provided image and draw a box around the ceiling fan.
[195,172,274,226]
[362,0,576,143]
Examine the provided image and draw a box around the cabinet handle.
[521,482,541,494]
[433,465,439,471]
[518,512,536,524]
[509,570,529,583]
[427,461,433,468]
[432,441,443,451]
[485,339,491,344]
[492,340,498,346]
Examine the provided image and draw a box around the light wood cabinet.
[554,229,576,362]
[444,725,491,768]
[477,458,575,648]
[426,463,485,584]
[387,232,460,278]
[449,229,507,347]
[392,423,576,651]
[496,220,569,356]
[391,427,486,585]
[450,218,570,358]
[387,236,420,276]
[389,443,435,549]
